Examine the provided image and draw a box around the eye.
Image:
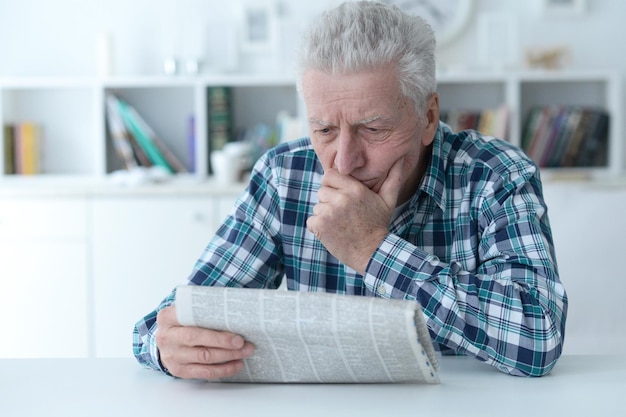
[359,125,388,142]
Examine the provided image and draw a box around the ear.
[421,93,440,147]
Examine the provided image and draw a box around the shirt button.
[378,285,386,295]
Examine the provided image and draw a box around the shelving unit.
[0,74,303,183]
[437,69,623,178]
[0,70,623,184]
[1,70,623,359]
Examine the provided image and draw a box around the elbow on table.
[497,329,565,377]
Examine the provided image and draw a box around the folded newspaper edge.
[175,285,440,384]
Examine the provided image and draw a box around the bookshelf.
[0,70,623,183]
[0,74,302,183]
[437,70,623,178]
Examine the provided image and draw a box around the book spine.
[574,110,609,167]
[13,122,40,175]
[561,109,592,167]
[3,124,15,174]
[128,107,188,174]
[207,86,232,174]
[127,131,153,167]
[187,114,195,173]
[105,95,139,170]
[549,107,581,167]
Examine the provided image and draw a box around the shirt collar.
[410,122,450,211]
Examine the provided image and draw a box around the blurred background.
[0,0,624,360]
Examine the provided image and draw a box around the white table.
[1,356,624,417]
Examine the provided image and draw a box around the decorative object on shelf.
[539,0,587,17]
[525,46,571,70]
[382,0,475,47]
[210,141,253,184]
[242,122,277,164]
[163,57,178,75]
[239,1,279,53]
[184,59,200,75]
[95,32,114,77]
[477,12,519,71]
[205,21,239,73]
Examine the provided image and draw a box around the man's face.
[302,67,438,204]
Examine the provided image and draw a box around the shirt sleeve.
[132,292,176,373]
[363,166,567,377]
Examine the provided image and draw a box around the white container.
[211,142,252,184]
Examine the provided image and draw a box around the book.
[207,86,233,174]
[547,107,582,167]
[521,107,542,152]
[111,96,186,173]
[187,114,195,173]
[538,107,568,167]
[105,95,139,170]
[3,124,15,174]
[175,285,440,384]
[112,96,174,173]
[12,122,41,175]
[126,129,153,167]
[526,106,558,165]
[561,109,593,167]
[125,105,188,173]
[489,105,509,140]
[574,110,609,167]
[520,106,611,169]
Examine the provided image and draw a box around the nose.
[333,130,365,175]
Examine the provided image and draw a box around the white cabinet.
[542,182,626,354]
[90,193,238,358]
[1,181,624,358]
[0,197,89,358]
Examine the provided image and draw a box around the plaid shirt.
[133,122,567,377]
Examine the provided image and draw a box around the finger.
[378,157,405,210]
[156,304,180,327]
[321,168,357,189]
[169,359,246,380]
[170,325,247,350]
[169,342,255,366]
[306,215,318,236]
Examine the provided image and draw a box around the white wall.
[1,0,623,152]
[0,0,624,77]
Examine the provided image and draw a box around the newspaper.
[175,285,440,384]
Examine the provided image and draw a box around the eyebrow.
[309,115,389,126]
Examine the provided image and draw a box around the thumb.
[378,157,405,210]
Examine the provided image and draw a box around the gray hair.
[296,1,437,116]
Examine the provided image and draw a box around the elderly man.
[134,1,567,379]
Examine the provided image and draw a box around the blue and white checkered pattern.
[133,122,567,377]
